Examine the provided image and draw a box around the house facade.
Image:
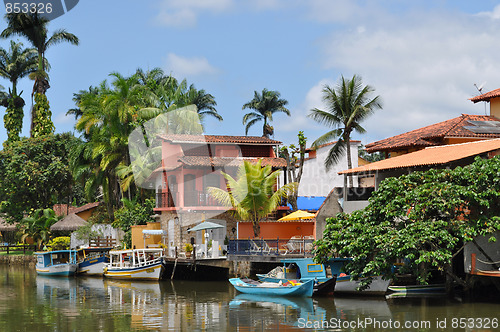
[151,134,287,256]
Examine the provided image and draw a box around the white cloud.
[164,53,219,78]
[313,6,500,144]
[155,0,233,28]
[477,4,500,19]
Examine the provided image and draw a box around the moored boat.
[328,258,391,295]
[256,258,336,295]
[77,247,113,276]
[35,250,78,276]
[229,278,314,297]
[388,284,446,294]
[104,248,164,280]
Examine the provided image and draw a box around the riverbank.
[0,255,36,266]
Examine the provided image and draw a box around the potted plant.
[184,243,193,258]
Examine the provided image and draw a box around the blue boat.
[35,250,78,276]
[256,258,336,295]
[229,278,314,297]
[77,247,112,276]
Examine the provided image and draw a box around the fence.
[90,236,117,247]
[0,244,37,255]
[228,238,314,256]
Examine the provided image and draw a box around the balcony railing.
[156,191,221,208]
[228,238,314,256]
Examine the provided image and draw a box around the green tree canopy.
[208,160,297,237]
[314,156,500,287]
[0,133,81,221]
[309,75,382,186]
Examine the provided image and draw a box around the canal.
[0,265,498,331]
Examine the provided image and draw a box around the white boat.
[104,248,164,280]
[35,250,78,276]
[328,258,390,295]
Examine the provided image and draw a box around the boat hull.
[256,274,335,295]
[36,264,77,276]
[229,278,314,297]
[334,275,390,295]
[104,262,163,280]
[388,284,445,293]
[78,259,107,276]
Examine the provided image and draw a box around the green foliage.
[308,75,382,187]
[32,93,54,137]
[0,134,76,221]
[74,222,103,242]
[20,208,60,250]
[208,160,298,237]
[314,156,500,286]
[184,243,193,252]
[113,198,155,248]
[242,88,290,137]
[4,97,24,142]
[46,236,70,250]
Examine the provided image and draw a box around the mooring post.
[171,258,178,280]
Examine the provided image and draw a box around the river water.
[0,265,498,331]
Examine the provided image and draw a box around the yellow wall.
[490,99,500,119]
[76,209,93,221]
[131,222,162,249]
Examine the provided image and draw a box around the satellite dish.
[474,82,487,94]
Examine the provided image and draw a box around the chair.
[283,241,297,254]
[249,239,271,254]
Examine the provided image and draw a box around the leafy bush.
[46,236,70,250]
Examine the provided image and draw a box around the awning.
[142,230,165,235]
[188,221,224,232]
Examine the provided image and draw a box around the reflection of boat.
[35,250,78,276]
[256,258,336,295]
[77,247,112,276]
[104,249,164,280]
[334,297,392,319]
[388,284,446,294]
[328,258,390,295]
[229,278,314,297]
[230,293,315,311]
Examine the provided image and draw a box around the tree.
[20,208,60,250]
[314,156,500,288]
[0,133,77,222]
[0,40,38,141]
[182,84,222,122]
[208,160,297,237]
[1,12,79,137]
[242,88,290,138]
[308,75,382,187]
[280,131,307,211]
[113,198,155,248]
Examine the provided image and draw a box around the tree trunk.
[252,220,260,238]
[345,134,353,187]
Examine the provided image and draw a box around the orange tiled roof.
[159,134,282,145]
[340,138,500,175]
[469,88,500,103]
[179,156,287,168]
[365,114,500,153]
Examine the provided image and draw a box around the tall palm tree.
[0,40,38,141]
[308,75,382,187]
[1,12,79,137]
[242,88,290,138]
[208,160,297,237]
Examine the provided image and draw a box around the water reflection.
[0,265,499,331]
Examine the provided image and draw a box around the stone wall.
[0,255,36,266]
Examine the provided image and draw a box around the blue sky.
[2,0,500,148]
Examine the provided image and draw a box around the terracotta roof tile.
[340,138,500,175]
[365,114,500,153]
[159,134,282,145]
[179,156,287,168]
[469,88,500,103]
[71,202,100,215]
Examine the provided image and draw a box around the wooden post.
[471,253,476,275]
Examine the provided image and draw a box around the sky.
[1,0,500,148]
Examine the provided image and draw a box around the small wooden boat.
[104,248,164,280]
[229,278,314,297]
[256,258,336,295]
[77,247,112,276]
[35,250,78,276]
[388,284,446,294]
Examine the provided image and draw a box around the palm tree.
[208,160,297,237]
[1,12,79,137]
[308,75,382,187]
[242,88,290,138]
[20,208,60,250]
[0,40,38,141]
[183,84,222,122]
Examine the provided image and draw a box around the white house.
[299,141,361,197]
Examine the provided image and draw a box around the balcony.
[155,190,221,209]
